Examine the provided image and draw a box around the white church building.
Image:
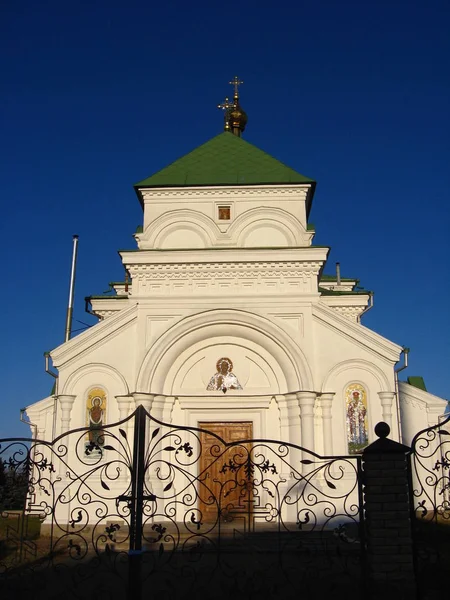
[26,83,447,471]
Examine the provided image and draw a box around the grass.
[0,513,44,567]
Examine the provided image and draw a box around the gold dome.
[229,104,248,133]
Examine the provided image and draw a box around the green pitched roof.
[135,132,314,190]
[407,376,427,392]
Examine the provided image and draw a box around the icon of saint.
[207,357,242,394]
[347,389,368,448]
[88,396,105,446]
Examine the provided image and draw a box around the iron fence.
[408,413,450,600]
[0,406,365,600]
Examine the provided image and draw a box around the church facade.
[26,89,446,469]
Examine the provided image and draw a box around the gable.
[313,302,402,363]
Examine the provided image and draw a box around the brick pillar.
[362,422,416,598]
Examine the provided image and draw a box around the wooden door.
[198,422,253,522]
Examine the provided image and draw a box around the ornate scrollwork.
[410,415,450,518]
[409,413,450,593]
[1,407,365,599]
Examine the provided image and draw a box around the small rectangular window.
[218,206,231,220]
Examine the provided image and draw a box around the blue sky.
[1,0,449,438]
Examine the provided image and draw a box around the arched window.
[85,387,107,451]
[345,383,369,454]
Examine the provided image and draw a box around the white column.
[285,393,301,447]
[133,392,154,413]
[132,392,155,447]
[132,394,167,515]
[58,395,76,434]
[150,395,166,423]
[318,392,335,455]
[56,395,76,479]
[162,396,176,425]
[116,395,132,421]
[275,394,299,524]
[115,395,133,438]
[275,394,290,442]
[297,391,317,452]
[378,392,395,428]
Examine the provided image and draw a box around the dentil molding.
[141,186,310,200]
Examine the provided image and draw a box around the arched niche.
[61,363,129,428]
[230,207,302,247]
[165,336,286,395]
[239,220,294,247]
[145,210,218,249]
[321,359,391,454]
[136,309,313,394]
[156,224,208,249]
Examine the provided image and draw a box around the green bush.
[0,458,29,511]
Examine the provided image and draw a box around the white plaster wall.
[25,396,54,440]
[312,316,399,451]
[47,316,137,439]
[312,318,395,391]
[399,382,447,446]
[136,308,313,394]
[60,363,130,433]
[136,186,314,249]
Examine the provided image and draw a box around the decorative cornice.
[176,395,273,410]
[399,381,447,412]
[319,294,370,322]
[90,298,130,321]
[126,260,323,296]
[320,295,369,306]
[128,261,322,278]
[120,247,329,265]
[95,309,120,320]
[400,396,426,411]
[140,185,310,201]
[331,305,365,322]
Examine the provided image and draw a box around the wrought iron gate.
[408,413,450,600]
[1,406,366,599]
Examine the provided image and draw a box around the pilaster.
[285,392,301,447]
[116,395,133,434]
[56,394,76,478]
[132,392,154,413]
[275,394,290,443]
[378,392,395,428]
[58,395,76,434]
[318,392,335,455]
[296,391,317,452]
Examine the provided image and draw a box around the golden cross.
[229,76,243,98]
[217,97,233,131]
[217,97,233,111]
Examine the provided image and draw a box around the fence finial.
[374,422,390,439]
